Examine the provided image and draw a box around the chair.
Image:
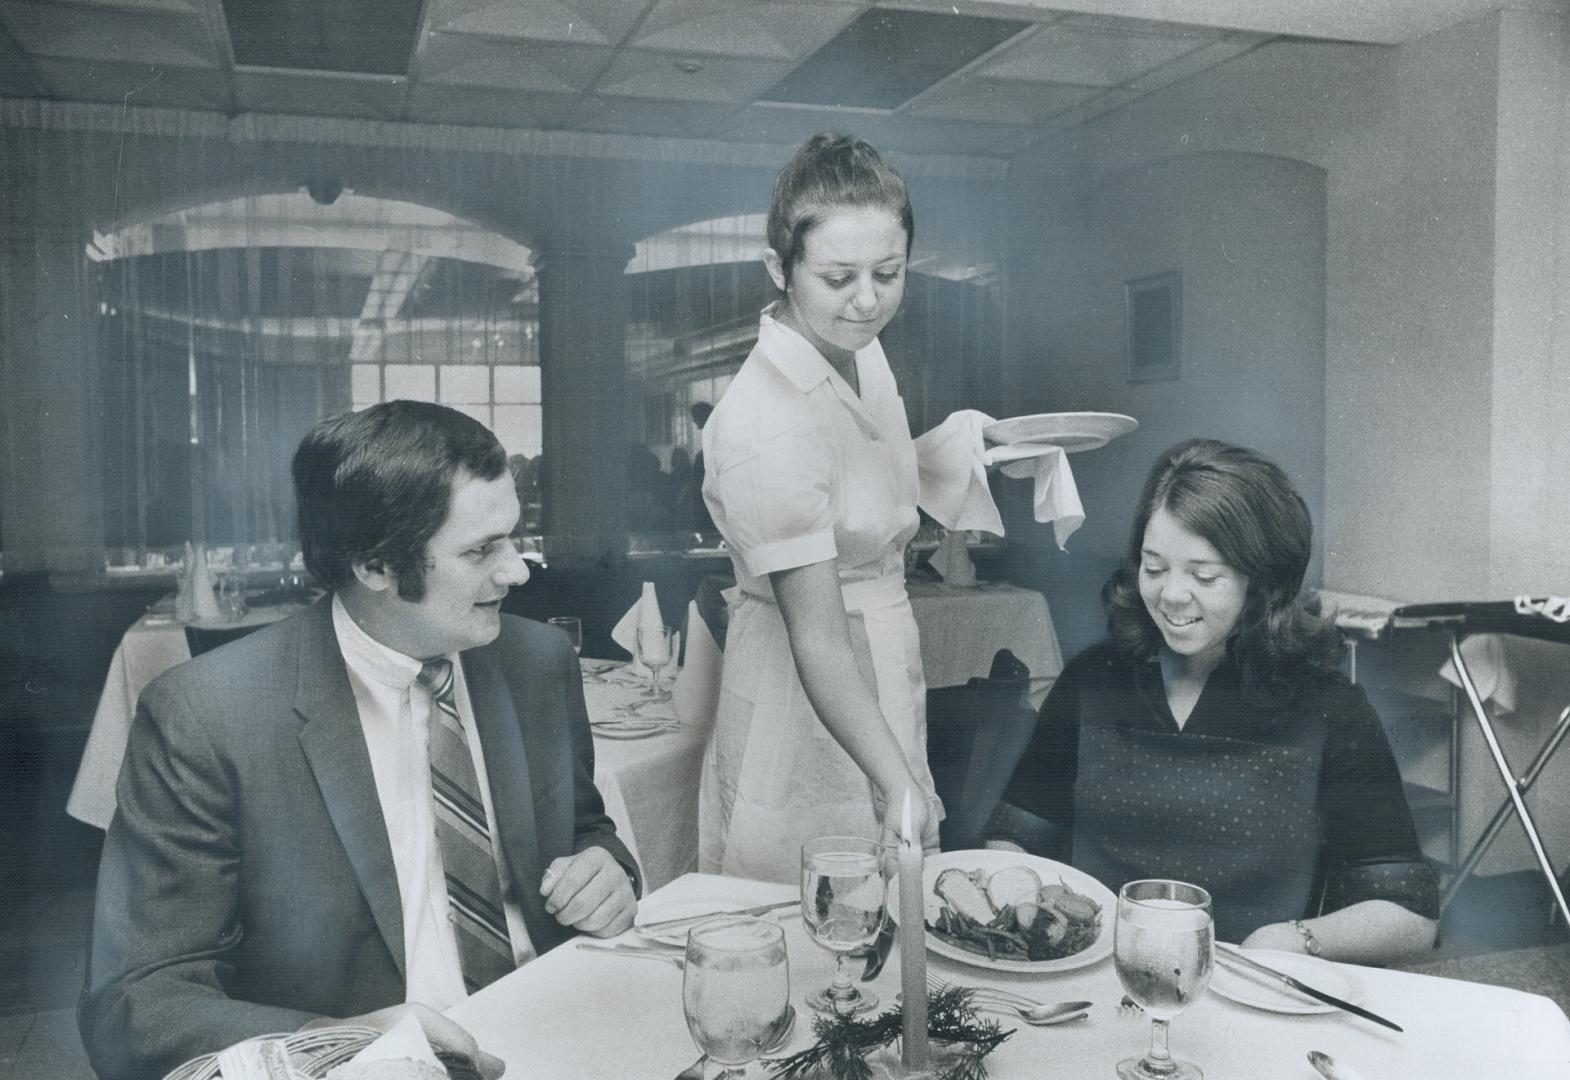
[1389,599,1570,925]
[926,649,1038,851]
[184,624,261,658]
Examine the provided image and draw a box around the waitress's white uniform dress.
[699,310,941,883]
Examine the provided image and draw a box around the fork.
[576,941,685,968]
[927,971,1046,1009]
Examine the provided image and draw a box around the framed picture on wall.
[1125,271,1182,382]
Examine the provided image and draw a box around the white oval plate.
[982,412,1137,452]
[633,894,770,946]
[1211,949,1366,1015]
[890,849,1115,973]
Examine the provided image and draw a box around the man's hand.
[302,1003,505,1079]
[540,847,637,937]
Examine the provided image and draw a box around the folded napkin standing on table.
[671,598,721,729]
[611,581,671,676]
[913,409,1084,550]
[929,529,977,586]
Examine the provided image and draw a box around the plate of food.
[1210,949,1366,1015]
[891,849,1114,973]
[982,412,1137,452]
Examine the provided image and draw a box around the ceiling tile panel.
[980,22,1212,86]
[1037,87,1140,128]
[405,83,566,127]
[847,113,1020,155]
[1,1,218,66]
[235,69,406,120]
[630,0,858,61]
[719,104,888,148]
[417,33,610,93]
[33,56,229,108]
[427,0,649,47]
[909,77,1098,124]
[1126,33,1262,92]
[594,49,791,102]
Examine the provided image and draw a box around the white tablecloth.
[449,873,1570,1080]
[906,580,1062,693]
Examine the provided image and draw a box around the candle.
[898,789,930,1071]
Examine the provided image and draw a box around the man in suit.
[80,401,640,1080]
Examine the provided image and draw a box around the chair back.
[927,652,1038,851]
[184,624,260,658]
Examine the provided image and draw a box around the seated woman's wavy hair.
[1103,438,1344,702]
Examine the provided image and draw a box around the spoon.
[1308,1050,1369,1080]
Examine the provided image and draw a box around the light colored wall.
[1002,11,1570,878]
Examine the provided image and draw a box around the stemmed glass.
[800,835,886,1015]
[548,616,583,656]
[682,915,791,1079]
[1114,879,1214,1080]
[635,623,674,697]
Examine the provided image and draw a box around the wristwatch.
[1290,918,1323,957]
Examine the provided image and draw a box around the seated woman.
[987,438,1438,963]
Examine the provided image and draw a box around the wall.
[1002,11,1570,878]
[1003,150,1327,660]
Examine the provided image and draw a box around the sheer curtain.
[0,100,1009,572]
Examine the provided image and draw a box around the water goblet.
[548,616,583,656]
[800,835,885,1015]
[217,572,248,622]
[635,623,673,697]
[682,915,791,1079]
[1113,879,1214,1080]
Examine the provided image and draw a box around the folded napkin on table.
[611,582,674,676]
[929,529,977,586]
[672,598,721,731]
[913,409,1084,549]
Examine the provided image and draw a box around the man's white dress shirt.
[332,595,536,1010]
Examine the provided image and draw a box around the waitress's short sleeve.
[707,420,837,577]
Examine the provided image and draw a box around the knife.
[636,899,800,933]
[1215,944,1403,1033]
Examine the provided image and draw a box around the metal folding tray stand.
[1389,600,1570,926]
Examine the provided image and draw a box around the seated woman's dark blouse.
[993,641,1438,942]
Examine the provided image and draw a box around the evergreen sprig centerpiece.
[766,985,1012,1080]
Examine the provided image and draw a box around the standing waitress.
[699,133,941,882]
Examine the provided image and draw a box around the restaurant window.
[92,191,541,568]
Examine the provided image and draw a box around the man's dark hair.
[293,400,508,601]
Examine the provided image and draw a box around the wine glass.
[683,915,791,1079]
[1114,879,1214,1080]
[548,616,583,656]
[635,623,673,697]
[800,835,885,1015]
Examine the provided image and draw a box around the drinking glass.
[682,916,791,1079]
[635,623,673,697]
[217,573,248,622]
[548,616,583,655]
[1113,879,1214,1080]
[800,835,885,1015]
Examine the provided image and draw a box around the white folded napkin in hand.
[914,409,1004,535]
[915,409,1085,549]
[986,442,1084,550]
[929,529,977,586]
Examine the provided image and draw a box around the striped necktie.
[417,658,515,992]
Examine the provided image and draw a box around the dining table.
[448,871,1570,1079]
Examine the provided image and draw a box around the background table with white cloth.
[65,606,715,892]
[905,579,1062,699]
[449,872,1570,1080]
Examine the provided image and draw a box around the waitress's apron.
[698,573,939,883]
